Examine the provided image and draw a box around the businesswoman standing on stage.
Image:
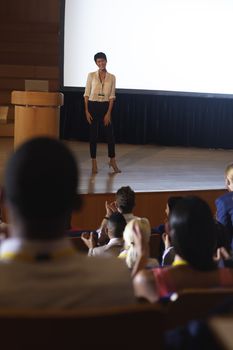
[84,52,121,175]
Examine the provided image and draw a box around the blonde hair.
[225,163,233,181]
[123,218,151,269]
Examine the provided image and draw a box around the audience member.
[133,196,233,302]
[162,210,231,267]
[0,137,135,308]
[216,163,233,245]
[119,218,158,274]
[81,212,126,257]
[98,186,138,245]
[152,196,183,235]
[159,196,183,265]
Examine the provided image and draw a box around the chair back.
[0,303,164,349]
[149,233,161,259]
[164,288,233,330]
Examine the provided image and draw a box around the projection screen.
[63,0,233,95]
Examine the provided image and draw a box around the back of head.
[5,137,81,239]
[124,218,151,269]
[169,196,217,271]
[116,186,135,214]
[107,212,126,238]
[167,196,183,214]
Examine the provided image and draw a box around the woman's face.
[96,58,107,71]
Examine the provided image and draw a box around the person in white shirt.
[81,212,126,258]
[97,186,138,245]
[84,52,121,174]
[0,137,135,309]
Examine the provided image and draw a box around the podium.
[11,91,64,147]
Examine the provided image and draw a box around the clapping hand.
[162,232,171,250]
[81,232,97,249]
[105,200,118,217]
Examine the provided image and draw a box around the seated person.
[162,219,231,267]
[81,212,126,258]
[152,196,182,264]
[152,196,183,235]
[98,186,138,245]
[216,163,233,245]
[0,137,135,308]
[119,218,158,274]
[132,196,233,303]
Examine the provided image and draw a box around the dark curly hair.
[116,186,135,214]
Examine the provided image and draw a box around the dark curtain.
[60,91,233,149]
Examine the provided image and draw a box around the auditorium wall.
[0,0,61,134]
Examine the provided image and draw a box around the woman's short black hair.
[169,196,217,271]
[94,52,107,62]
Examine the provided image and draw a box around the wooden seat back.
[149,233,161,259]
[163,288,233,330]
[0,303,164,349]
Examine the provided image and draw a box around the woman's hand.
[162,232,171,250]
[85,111,93,124]
[104,113,111,126]
[105,200,117,217]
[133,222,149,259]
[81,232,96,249]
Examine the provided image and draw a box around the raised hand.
[81,232,96,249]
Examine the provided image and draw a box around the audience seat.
[163,288,233,330]
[0,303,164,349]
[149,233,161,259]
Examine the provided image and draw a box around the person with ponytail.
[119,218,158,271]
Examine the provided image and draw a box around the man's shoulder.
[83,253,126,270]
[216,191,233,204]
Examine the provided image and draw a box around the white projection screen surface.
[63,0,233,95]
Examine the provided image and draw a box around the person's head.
[106,212,127,239]
[225,163,233,191]
[123,218,151,269]
[4,137,82,240]
[94,52,107,71]
[169,196,217,271]
[165,196,183,218]
[116,186,135,214]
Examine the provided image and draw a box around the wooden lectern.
[11,91,64,148]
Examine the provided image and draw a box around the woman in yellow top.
[84,52,121,175]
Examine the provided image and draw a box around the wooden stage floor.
[1,137,233,194]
